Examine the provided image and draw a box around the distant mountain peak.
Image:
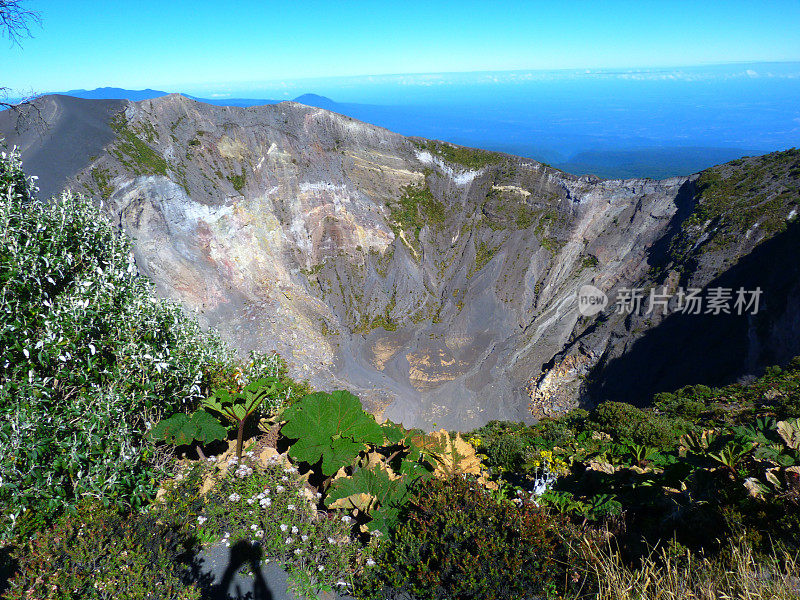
[293,93,336,103]
[59,87,168,101]
[291,94,339,110]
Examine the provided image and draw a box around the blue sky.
[3,0,800,95]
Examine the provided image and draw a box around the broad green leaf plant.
[202,377,279,459]
[325,466,413,535]
[281,390,384,476]
[147,410,227,459]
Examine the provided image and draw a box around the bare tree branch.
[1,86,45,134]
[0,0,41,46]
[0,3,45,134]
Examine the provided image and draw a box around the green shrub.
[4,501,199,600]
[325,464,423,535]
[775,390,800,419]
[482,432,531,472]
[653,391,705,420]
[531,417,577,446]
[356,476,592,600]
[0,148,229,540]
[591,402,679,449]
[467,420,541,472]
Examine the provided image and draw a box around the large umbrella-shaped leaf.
[148,413,191,445]
[325,466,411,534]
[281,390,384,475]
[188,410,230,444]
[148,410,228,447]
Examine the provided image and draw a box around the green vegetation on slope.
[480,186,540,231]
[669,148,800,268]
[385,184,446,254]
[109,113,169,176]
[468,240,499,278]
[227,171,246,192]
[90,165,114,198]
[414,139,505,170]
[535,208,567,253]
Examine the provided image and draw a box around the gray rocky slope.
[2,94,799,430]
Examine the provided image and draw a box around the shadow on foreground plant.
[155,451,376,597]
[5,500,200,600]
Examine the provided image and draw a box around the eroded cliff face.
[15,94,798,431]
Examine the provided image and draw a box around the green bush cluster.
[356,475,591,600]
[653,388,707,420]
[590,401,682,448]
[4,501,200,600]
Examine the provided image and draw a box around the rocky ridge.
[2,94,799,430]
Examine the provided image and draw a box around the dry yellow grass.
[576,537,800,600]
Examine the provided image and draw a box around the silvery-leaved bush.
[0,148,238,540]
[0,148,298,541]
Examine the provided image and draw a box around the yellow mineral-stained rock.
[528,353,596,419]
